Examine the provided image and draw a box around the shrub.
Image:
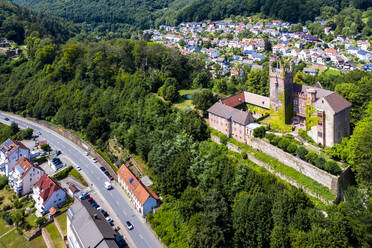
[220,135,228,145]
[0,176,8,190]
[2,211,13,225]
[287,143,298,154]
[253,126,266,138]
[296,146,308,160]
[278,138,290,150]
[52,166,73,180]
[314,157,326,169]
[24,223,31,231]
[13,199,23,209]
[271,136,281,146]
[265,133,275,142]
[325,160,342,175]
[2,205,11,211]
[305,151,318,164]
[36,217,46,227]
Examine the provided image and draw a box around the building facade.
[8,157,44,195]
[0,139,30,176]
[208,57,351,147]
[117,165,159,217]
[32,175,66,215]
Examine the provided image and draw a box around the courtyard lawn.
[0,219,12,236]
[55,212,67,236]
[25,214,38,228]
[0,188,14,210]
[25,236,47,248]
[0,229,26,248]
[174,99,194,110]
[45,223,64,248]
[323,69,342,76]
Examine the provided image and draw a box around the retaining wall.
[246,137,340,196]
[31,119,117,180]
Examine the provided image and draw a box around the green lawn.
[174,99,194,110]
[323,68,342,76]
[45,223,64,248]
[0,219,12,236]
[25,214,38,228]
[69,169,88,186]
[24,236,47,248]
[178,89,200,96]
[0,229,26,248]
[55,212,67,236]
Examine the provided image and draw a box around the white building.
[0,139,30,176]
[117,165,159,217]
[8,157,44,195]
[32,174,66,215]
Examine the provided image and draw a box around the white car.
[76,166,81,171]
[85,151,89,156]
[92,158,97,163]
[104,181,112,190]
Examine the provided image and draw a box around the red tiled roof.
[35,175,63,205]
[118,165,159,205]
[68,184,79,194]
[221,92,245,107]
[13,157,39,179]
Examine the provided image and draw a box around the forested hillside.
[0,35,371,247]
[11,0,372,34]
[0,0,76,44]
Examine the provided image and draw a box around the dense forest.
[11,0,372,36]
[0,33,371,247]
[0,0,76,44]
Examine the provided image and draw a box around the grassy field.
[0,188,14,210]
[323,68,342,76]
[24,236,47,248]
[55,212,67,236]
[0,229,26,248]
[45,223,64,248]
[69,169,88,186]
[25,214,38,228]
[0,219,13,236]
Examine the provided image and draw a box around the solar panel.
[4,140,13,147]
[129,178,134,184]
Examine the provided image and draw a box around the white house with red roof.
[8,157,44,195]
[117,165,159,217]
[32,175,66,215]
[0,139,30,176]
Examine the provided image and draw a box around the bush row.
[265,133,342,175]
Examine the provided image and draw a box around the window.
[294,107,298,112]
[318,121,322,126]
[294,99,298,105]
[318,132,323,137]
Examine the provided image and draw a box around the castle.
[207,57,352,147]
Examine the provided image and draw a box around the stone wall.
[246,137,340,196]
[30,119,117,180]
[247,154,333,204]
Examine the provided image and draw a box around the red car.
[108,175,114,181]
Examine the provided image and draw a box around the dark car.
[100,166,106,172]
[55,150,61,156]
[87,197,93,202]
[100,209,108,217]
[126,221,134,230]
[104,171,110,176]
[4,117,9,121]
[108,175,114,181]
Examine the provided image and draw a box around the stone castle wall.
[246,137,340,196]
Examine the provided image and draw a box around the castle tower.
[269,57,294,124]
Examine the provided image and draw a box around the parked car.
[76,166,81,171]
[55,150,61,156]
[4,117,9,121]
[87,197,93,202]
[126,221,134,230]
[108,175,114,181]
[79,192,89,200]
[85,151,89,156]
[100,166,105,172]
[106,217,114,226]
[104,182,113,190]
[92,158,97,163]
[104,171,110,176]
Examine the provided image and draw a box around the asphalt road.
[0,112,163,248]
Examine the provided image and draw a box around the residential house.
[303,67,318,76]
[0,139,30,176]
[67,200,126,248]
[117,165,159,217]
[32,175,66,215]
[8,157,44,195]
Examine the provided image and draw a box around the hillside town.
[146,20,372,76]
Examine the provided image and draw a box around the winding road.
[0,111,163,248]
